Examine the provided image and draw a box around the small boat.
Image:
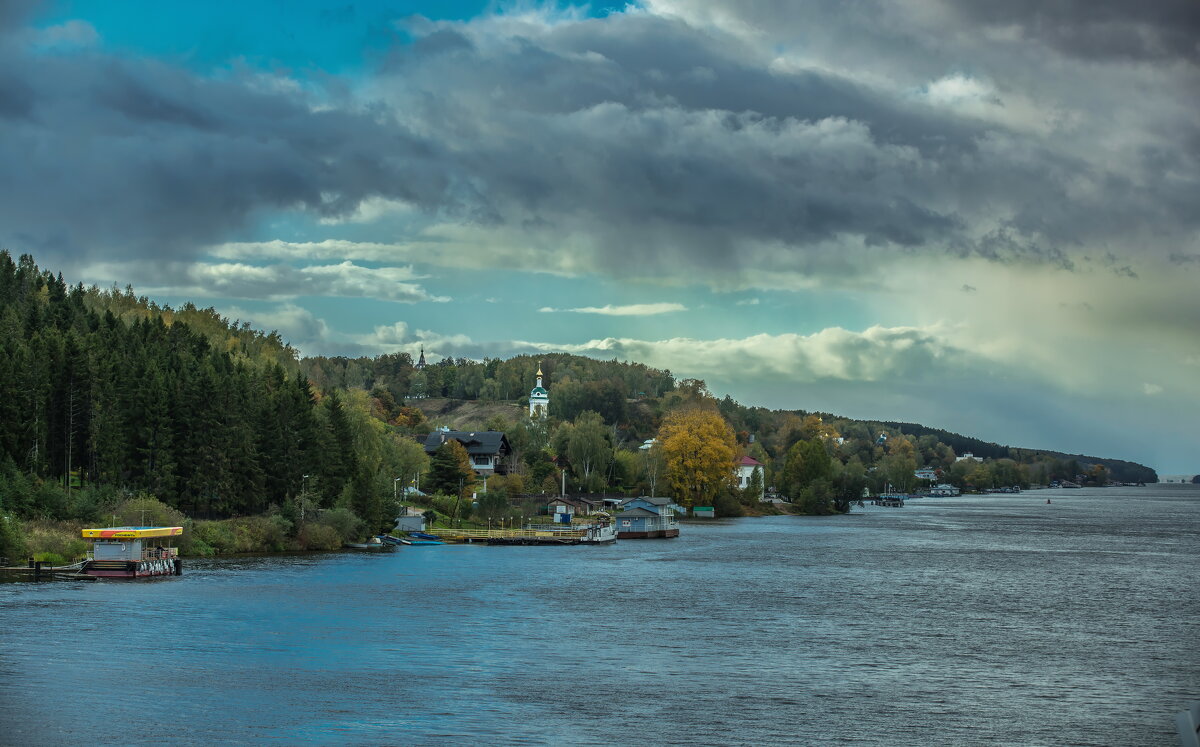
[80,526,183,579]
[400,538,444,546]
[409,532,443,541]
[343,537,394,551]
[376,535,405,546]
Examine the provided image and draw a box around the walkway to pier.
[423,527,587,543]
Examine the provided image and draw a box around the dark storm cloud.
[943,0,1200,64]
[371,11,1198,276]
[0,31,458,266]
[2,5,1197,283]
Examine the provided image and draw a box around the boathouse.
[615,496,680,538]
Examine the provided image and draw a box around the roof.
[621,496,674,506]
[617,507,660,518]
[82,526,183,539]
[530,386,548,396]
[738,456,764,467]
[423,430,511,456]
[547,496,601,509]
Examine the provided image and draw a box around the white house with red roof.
[736,455,765,500]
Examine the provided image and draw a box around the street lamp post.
[394,476,403,502]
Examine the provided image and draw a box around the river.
[1,486,1197,745]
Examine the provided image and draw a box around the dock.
[421,525,613,545]
[0,561,96,581]
[423,527,586,543]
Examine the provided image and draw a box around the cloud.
[33,20,99,49]
[4,3,1195,290]
[219,303,333,348]
[1143,382,1163,396]
[81,260,448,303]
[524,324,975,384]
[934,0,1200,64]
[539,302,687,316]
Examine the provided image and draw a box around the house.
[394,506,427,533]
[615,496,681,538]
[545,496,602,519]
[736,456,765,500]
[422,428,511,476]
[955,452,981,463]
[929,484,960,497]
[915,468,938,481]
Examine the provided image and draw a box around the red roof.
[738,456,763,467]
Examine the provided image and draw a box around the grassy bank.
[2,496,383,563]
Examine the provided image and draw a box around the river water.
[1,487,1197,745]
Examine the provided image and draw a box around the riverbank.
[2,496,383,563]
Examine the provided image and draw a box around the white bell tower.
[529,363,549,417]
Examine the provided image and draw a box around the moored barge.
[81,526,183,578]
[615,497,681,539]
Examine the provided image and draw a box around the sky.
[2,0,1198,473]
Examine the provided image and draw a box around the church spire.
[529,360,549,417]
[416,347,426,369]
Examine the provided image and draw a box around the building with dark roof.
[422,428,511,476]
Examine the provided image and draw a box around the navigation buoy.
[1046,499,1051,504]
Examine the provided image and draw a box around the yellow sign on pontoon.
[81,526,184,539]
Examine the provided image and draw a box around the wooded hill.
[0,251,1157,554]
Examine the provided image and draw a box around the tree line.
[0,252,425,558]
[0,251,1159,562]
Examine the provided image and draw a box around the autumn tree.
[658,408,737,508]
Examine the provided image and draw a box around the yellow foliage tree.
[658,408,737,508]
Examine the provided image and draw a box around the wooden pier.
[0,561,96,581]
[423,527,587,544]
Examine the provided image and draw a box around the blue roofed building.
[615,496,680,538]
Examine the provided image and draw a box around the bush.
[193,520,238,554]
[111,495,188,528]
[713,490,745,518]
[23,521,88,561]
[315,507,363,543]
[232,514,293,553]
[0,513,27,561]
[297,523,342,550]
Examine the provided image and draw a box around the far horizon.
[3,1,1197,473]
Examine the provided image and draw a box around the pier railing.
[424,527,588,540]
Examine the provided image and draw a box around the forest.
[0,252,1157,562]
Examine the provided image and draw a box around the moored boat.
[81,526,183,579]
[344,536,393,551]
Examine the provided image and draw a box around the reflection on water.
[2,487,1197,745]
